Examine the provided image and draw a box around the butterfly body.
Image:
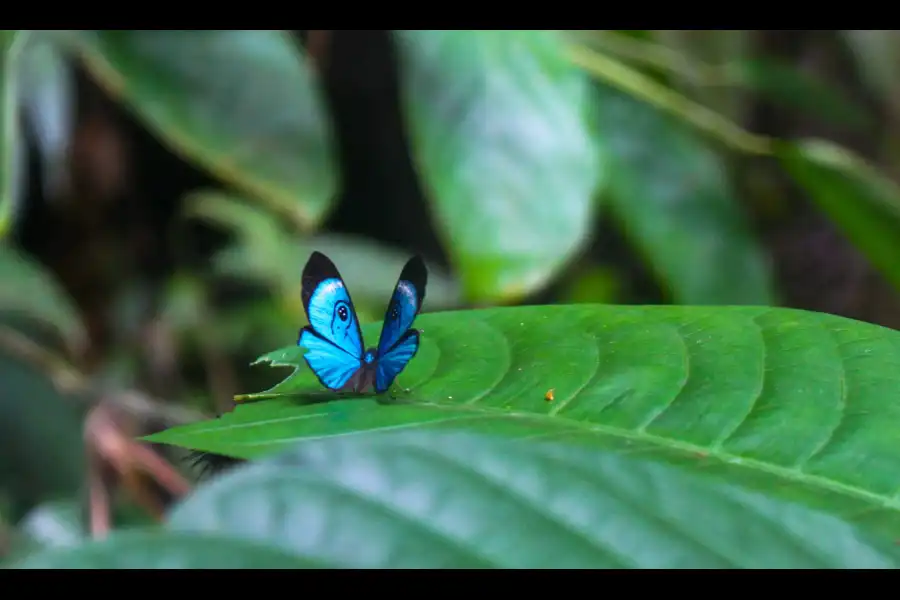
[298,251,427,394]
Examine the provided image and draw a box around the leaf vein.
[794,324,848,471]
[710,312,768,449]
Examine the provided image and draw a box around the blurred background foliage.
[2,29,900,556]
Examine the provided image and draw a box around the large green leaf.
[69,30,336,228]
[160,431,900,568]
[8,530,322,568]
[592,84,774,305]
[777,138,900,295]
[395,30,602,302]
[149,304,900,538]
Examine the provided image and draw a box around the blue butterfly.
[297,251,428,394]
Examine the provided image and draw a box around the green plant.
[8,304,900,567]
[4,30,900,568]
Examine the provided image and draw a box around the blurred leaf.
[8,497,183,565]
[185,190,463,312]
[150,304,900,539]
[395,30,602,302]
[0,353,84,511]
[0,30,25,237]
[653,30,749,122]
[10,530,322,568]
[777,138,900,294]
[17,499,83,549]
[737,59,870,131]
[70,30,336,228]
[0,245,85,347]
[17,31,74,201]
[163,430,900,568]
[580,31,869,130]
[592,85,774,304]
[567,44,770,156]
[842,30,900,110]
[559,265,620,304]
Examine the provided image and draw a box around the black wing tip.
[401,255,428,290]
[303,250,340,281]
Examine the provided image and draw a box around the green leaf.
[149,304,900,538]
[777,138,900,293]
[70,30,336,228]
[0,244,86,347]
[396,30,602,302]
[164,431,900,568]
[592,84,774,304]
[8,530,323,568]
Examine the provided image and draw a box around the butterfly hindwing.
[298,251,365,390]
[299,327,362,391]
[376,329,420,393]
[375,255,428,358]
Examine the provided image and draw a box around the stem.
[566,43,773,156]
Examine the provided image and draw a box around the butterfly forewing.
[375,255,428,358]
[297,251,366,391]
[300,251,365,358]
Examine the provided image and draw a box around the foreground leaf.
[9,530,322,568]
[396,30,602,302]
[777,138,900,294]
[71,30,336,228]
[164,431,900,568]
[149,304,900,538]
[592,84,774,304]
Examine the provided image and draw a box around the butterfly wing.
[297,251,365,390]
[373,256,428,393]
[375,255,428,358]
[375,329,421,393]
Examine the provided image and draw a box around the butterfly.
[297,251,428,394]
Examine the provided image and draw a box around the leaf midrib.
[221,399,899,516]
